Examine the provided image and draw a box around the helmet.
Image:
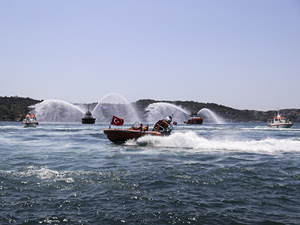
[166,116,172,123]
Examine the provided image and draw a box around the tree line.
[0,96,41,121]
[135,99,300,122]
[1,96,299,122]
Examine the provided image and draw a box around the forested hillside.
[1,96,299,122]
[0,96,41,121]
[135,99,300,122]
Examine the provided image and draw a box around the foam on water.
[11,166,73,182]
[135,131,300,154]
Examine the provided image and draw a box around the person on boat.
[138,123,143,131]
[166,116,172,124]
[153,116,172,131]
[144,124,149,131]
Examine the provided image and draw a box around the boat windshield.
[131,122,141,130]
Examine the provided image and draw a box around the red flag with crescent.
[111,116,124,126]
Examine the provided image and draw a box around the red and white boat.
[104,116,173,144]
[267,110,293,128]
[22,114,39,127]
[184,112,203,124]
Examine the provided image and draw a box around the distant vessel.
[184,112,203,124]
[267,110,293,128]
[22,114,39,127]
[82,110,96,124]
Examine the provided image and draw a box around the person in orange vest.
[138,123,143,131]
[144,124,149,131]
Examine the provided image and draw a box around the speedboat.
[104,116,173,144]
[22,114,39,127]
[184,112,203,124]
[267,110,293,128]
[82,110,96,124]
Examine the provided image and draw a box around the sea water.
[0,122,300,224]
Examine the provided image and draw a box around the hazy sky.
[1,1,299,111]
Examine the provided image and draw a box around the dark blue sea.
[1,122,300,224]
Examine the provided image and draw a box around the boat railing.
[268,117,293,125]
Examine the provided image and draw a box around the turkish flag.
[111,116,124,126]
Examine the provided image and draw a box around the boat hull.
[22,122,38,127]
[82,118,96,124]
[184,118,203,124]
[268,123,293,128]
[103,129,163,144]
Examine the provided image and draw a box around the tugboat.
[22,114,39,127]
[268,110,293,128]
[82,106,96,124]
[104,116,173,144]
[184,112,203,124]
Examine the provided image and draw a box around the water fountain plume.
[146,102,189,123]
[198,108,226,124]
[92,93,128,113]
[92,93,141,123]
[31,99,85,122]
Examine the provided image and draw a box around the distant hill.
[0,96,41,121]
[1,96,299,122]
[135,99,300,122]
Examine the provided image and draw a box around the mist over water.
[91,93,142,123]
[32,99,85,122]
[32,93,142,123]
[145,102,189,123]
[30,93,227,125]
[198,108,226,124]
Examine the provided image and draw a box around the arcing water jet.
[92,93,141,123]
[31,99,85,122]
[198,108,226,124]
[146,102,189,123]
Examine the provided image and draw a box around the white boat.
[267,110,293,128]
[22,114,39,127]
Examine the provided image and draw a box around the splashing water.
[31,99,85,122]
[30,93,141,123]
[31,95,225,124]
[92,93,141,123]
[135,131,300,153]
[198,108,226,124]
[146,102,189,123]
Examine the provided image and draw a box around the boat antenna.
[109,114,112,129]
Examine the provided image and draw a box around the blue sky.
[1,0,299,111]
